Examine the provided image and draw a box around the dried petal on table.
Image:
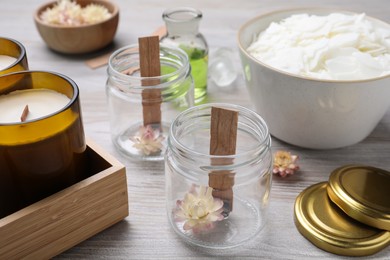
[273,150,300,177]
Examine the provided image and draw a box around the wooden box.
[0,139,129,259]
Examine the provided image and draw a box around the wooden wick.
[138,36,162,127]
[208,106,238,215]
[85,26,167,69]
[20,105,29,122]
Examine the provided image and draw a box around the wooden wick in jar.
[138,36,162,127]
[85,26,167,69]
[208,106,238,215]
[20,105,29,122]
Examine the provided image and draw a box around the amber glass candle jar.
[0,71,86,218]
[0,37,29,76]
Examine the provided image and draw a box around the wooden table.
[1,0,389,259]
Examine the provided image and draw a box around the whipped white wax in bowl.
[247,13,390,80]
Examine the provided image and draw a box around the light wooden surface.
[1,0,389,259]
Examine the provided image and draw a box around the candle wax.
[0,55,17,70]
[0,89,70,123]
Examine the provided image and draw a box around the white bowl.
[238,8,390,149]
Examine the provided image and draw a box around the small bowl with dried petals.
[34,0,119,54]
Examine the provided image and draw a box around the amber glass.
[0,37,29,76]
[0,71,86,218]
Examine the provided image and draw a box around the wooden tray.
[0,138,129,259]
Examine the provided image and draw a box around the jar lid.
[327,165,390,231]
[294,182,390,256]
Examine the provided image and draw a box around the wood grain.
[0,0,389,259]
[138,36,162,127]
[0,140,128,259]
[34,0,119,54]
[209,106,238,213]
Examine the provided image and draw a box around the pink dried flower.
[174,185,224,234]
[130,125,164,155]
[273,150,299,177]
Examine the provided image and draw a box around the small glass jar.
[0,37,29,76]
[161,7,208,104]
[165,103,272,249]
[106,44,194,161]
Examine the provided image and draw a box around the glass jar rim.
[0,70,79,126]
[162,7,202,23]
[107,43,191,90]
[168,103,271,163]
[0,37,27,71]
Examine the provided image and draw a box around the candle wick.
[20,105,29,122]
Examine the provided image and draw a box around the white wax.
[0,89,71,124]
[247,13,390,80]
[0,55,17,71]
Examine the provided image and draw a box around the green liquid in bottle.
[160,65,193,109]
[190,55,208,103]
[181,46,208,103]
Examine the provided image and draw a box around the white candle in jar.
[0,55,17,71]
[0,89,70,123]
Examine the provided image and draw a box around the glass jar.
[0,37,29,76]
[165,103,272,248]
[106,44,194,161]
[0,71,86,218]
[161,7,208,104]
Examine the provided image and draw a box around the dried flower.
[273,150,299,177]
[174,185,224,234]
[40,0,112,26]
[129,125,164,155]
[82,4,112,24]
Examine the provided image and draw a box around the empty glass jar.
[165,103,272,248]
[106,44,194,161]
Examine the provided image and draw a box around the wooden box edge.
[0,138,129,259]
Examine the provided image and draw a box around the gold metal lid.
[294,182,390,256]
[327,165,390,231]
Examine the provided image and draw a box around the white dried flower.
[129,125,164,156]
[40,0,111,26]
[174,185,224,234]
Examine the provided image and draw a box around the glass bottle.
[161,7,208,104]
[165,103,272,248]
[106,43,194,161]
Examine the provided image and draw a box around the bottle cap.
[294,182,390,256]
[327,165,390,231]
